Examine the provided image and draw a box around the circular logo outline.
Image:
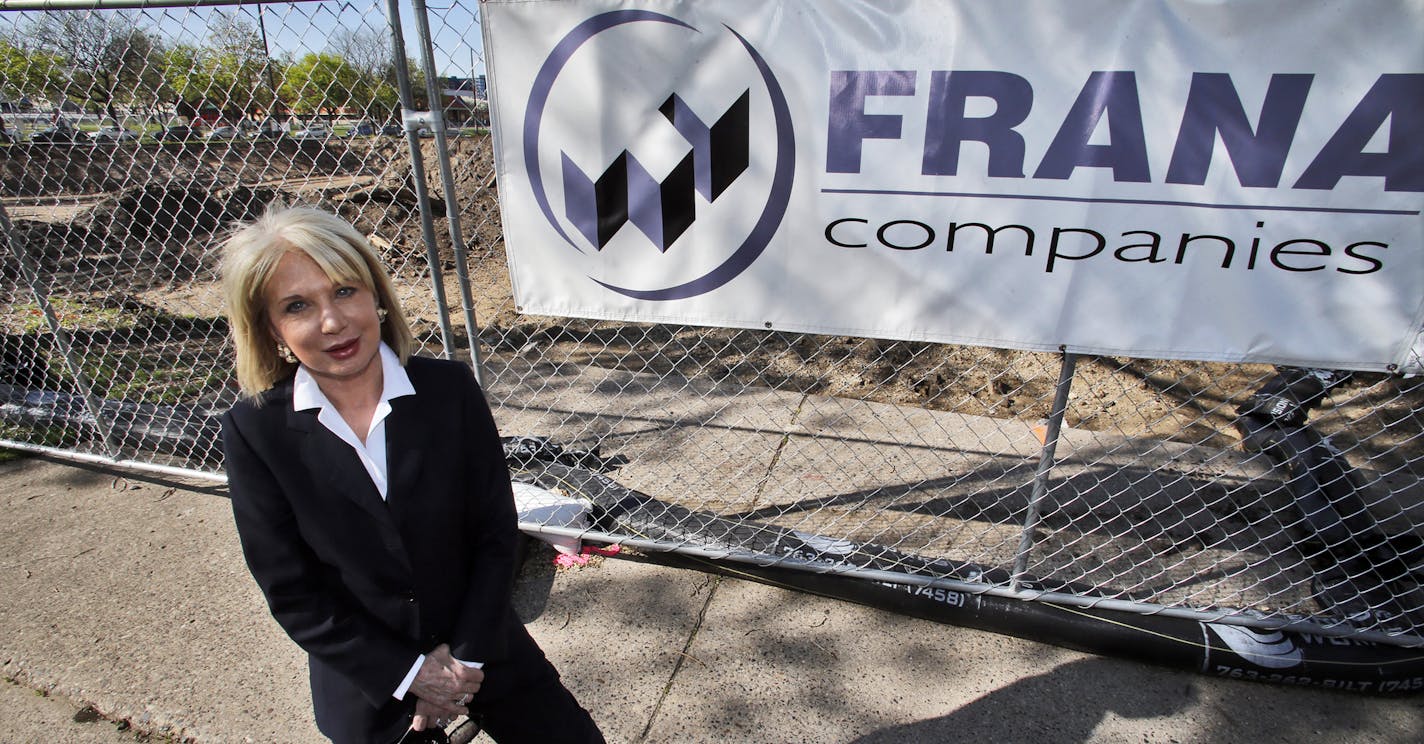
[524,10,796,301]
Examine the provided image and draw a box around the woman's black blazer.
[221,356,550,743]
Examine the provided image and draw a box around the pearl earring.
[277,343,297,363]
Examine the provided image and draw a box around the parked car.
[92,126,139,142]
[159,125,201,141]
[347,121,378,137]
[380,123,403,136]
[292,125,331,140]
[29,127,89,144]
[206,125,239,140]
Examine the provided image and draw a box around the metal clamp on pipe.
[400,109,445,136]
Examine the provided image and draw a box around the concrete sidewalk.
[1,453,1421,743]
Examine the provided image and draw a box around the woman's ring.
[457,693,471,705]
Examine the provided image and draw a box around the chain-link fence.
[1,0,471,473]
[4,0,1423,664]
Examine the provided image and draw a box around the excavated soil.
[2,137,1419,453]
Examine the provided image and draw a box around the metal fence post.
[1011,350,1078,590]
[382,0,457,360]
[409,0,487,384]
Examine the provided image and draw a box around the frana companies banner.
[481,0,1424,372]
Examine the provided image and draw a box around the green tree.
[280,52,363,122]
[379,58,430,122]
[359,58,426,124]
[207,13,278,120]
[27,11,162,124]
[158,44,213,123]
[156,13,280,126]
[320,27,430,124]
[326,27,395,121]
[0,39,67,142]
[0,40,67,102]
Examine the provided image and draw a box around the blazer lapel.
[288,407,391,523]
[383,393,430,526]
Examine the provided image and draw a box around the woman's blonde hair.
[221,206,415,398]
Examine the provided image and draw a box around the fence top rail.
[0,0,320,11]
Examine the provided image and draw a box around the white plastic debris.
[512,481,592,555]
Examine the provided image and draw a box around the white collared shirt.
[292,343,415,500]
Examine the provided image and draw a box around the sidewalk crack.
[745,392,807,513]
[636,393,807,741]
[636,572,721,743]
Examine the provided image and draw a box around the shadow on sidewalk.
[848,657,1195,744]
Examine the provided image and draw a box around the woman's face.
[264,250,383,391]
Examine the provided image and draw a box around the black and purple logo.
[523,10,795,301]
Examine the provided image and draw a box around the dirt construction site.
[6,137,1422,441]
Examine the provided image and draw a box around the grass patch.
[4,298,233,406]
[0,420,80,451]
[3,298,131,335]
[79,348,230,405]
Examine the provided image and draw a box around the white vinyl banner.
[482,0,1424,372]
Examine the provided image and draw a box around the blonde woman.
[220,207,602,744]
